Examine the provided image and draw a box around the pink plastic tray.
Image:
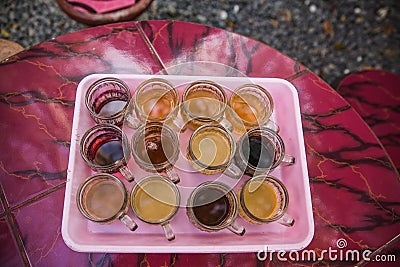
[62,74,314,253]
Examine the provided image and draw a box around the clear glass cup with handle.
[238,174,294,227]
[85,77,131,126]
[186,124,243,179]
[181,80,233,131]
[80,123,135,182]
[131,122,180,184]
[76,173,138,231]
[186,181,245,236]
[234,126,295,177]
[228,83,278,134]
[130,175,180,241]
[124,78,186,132]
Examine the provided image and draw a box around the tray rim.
[61,73,314,253]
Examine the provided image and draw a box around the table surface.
[0,20,399,267]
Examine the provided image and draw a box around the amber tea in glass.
[238,175,294,226]
[181,80,232,131]
[131,122,180,183]
[228,84,276,133]
[125,78,185,132]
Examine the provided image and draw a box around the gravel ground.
[1,0,399,86]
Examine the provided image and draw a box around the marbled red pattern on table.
[337,70,400,171]
[0,20,399,266]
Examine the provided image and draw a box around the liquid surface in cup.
[243,180,279,219]
[231,94,265,123]
[191,130,230,166]
[242,135,275,169]
[185,90,223,118]
[85,180,125,220]
[137,89,175,118]
[98,100,127,117]
[133,179,177,223]
[192,187,230,226]
[94,140,124,166]
[137,135,174,165]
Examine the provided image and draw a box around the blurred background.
[1,0,399,86]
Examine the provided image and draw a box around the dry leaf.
[323,19,334,36]
[225,20,236,28]
[355,17,364,24]
[384,48,397,57]
[383,23,394,36]
[333,42,346,50]
[281,9,292,22]
[1,29,10,38]
[270,19,279,27]
[362,65,373,70]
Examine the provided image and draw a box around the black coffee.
[192,188,230,226]
[242,135,275,169]
[94,140,124,166]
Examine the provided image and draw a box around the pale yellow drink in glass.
[136,88,175,119]
[132,178,179,223]
[188,125,236,175]
[185,91,223,119]
[191,130,230,168]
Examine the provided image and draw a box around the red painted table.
[337,70,400,171]
[0,20,399,266]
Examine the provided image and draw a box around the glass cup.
[238,175,294,226]
[131,175,180,241]
[131,122,180,184]
[228,83,278,134]
[234,126,295,177]
[80,123,135,182]
[181,80,232,131]
[124,78,186,132]
[186,181,245,236]
[186,124,242,179]
[85,77,131,125]
[76,173,138,231]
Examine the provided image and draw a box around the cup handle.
[119,166,135,182]
[165,168,180,184]
[277,213,295,227]
[168,116,187,133]
[227,220,245,236]
[252,170,269,178]
[264,120,280,133]
[282,154,295,166]
[220,117,233,132]
[119,214,138,231]
[161,222,175,241]
[224,162,243,179]
[125,113,141,129]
